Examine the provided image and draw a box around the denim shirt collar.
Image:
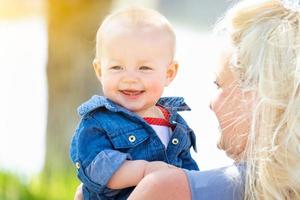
[78,95,191,116]
[157,97,191,112]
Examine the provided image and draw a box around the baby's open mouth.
[120,90,145,96]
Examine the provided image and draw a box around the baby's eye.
[213,80,221,89]
[110,66,123,70]
[139,66,153,71]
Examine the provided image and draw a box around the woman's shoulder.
[183,163,245,200]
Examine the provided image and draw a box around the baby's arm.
[71,115,174,196]
[106,160,147,189]
[74,162,177,200]
[107,160,173,189]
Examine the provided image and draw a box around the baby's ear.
[93,59,101,80]
[165,61,179,86]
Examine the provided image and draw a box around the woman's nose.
[209,101,213,110]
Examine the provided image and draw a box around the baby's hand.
[144,161,176,177]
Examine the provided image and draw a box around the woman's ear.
[165,61,179,86]
[93,59,101,81]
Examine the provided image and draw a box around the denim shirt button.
[172,138,179,145]
[75,162,80,169]
[128,135,136,143]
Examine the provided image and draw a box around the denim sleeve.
[72,116,131,196]
[180,149,199,171]
[184,164,245,200]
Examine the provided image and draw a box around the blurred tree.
[46,0,111,173]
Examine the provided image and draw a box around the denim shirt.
[70,95,199,200]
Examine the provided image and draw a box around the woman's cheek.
[212,89,240,151]
[209,89,224,112]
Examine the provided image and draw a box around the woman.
[128,0,300,199]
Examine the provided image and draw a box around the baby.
[70,7,198,199]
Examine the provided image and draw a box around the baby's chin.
[124,104,157,118]
[109,97,156,116]
[117,101,146,113]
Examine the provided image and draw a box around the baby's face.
[94,25,177,117]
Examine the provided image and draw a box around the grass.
[0,169,80,200]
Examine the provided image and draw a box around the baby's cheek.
[149,82,164,94]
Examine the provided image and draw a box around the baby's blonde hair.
[218,0,300,199]
[95,7,176,59]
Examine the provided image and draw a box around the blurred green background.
[0,0,231,199]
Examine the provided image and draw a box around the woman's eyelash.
[214,80,221,88]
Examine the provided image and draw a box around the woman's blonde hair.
[218,0,300,199]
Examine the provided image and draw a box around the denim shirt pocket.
[109,127,149,149]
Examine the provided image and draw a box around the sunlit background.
[0,0,234,199]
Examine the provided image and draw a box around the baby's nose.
[122,71,139,82]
